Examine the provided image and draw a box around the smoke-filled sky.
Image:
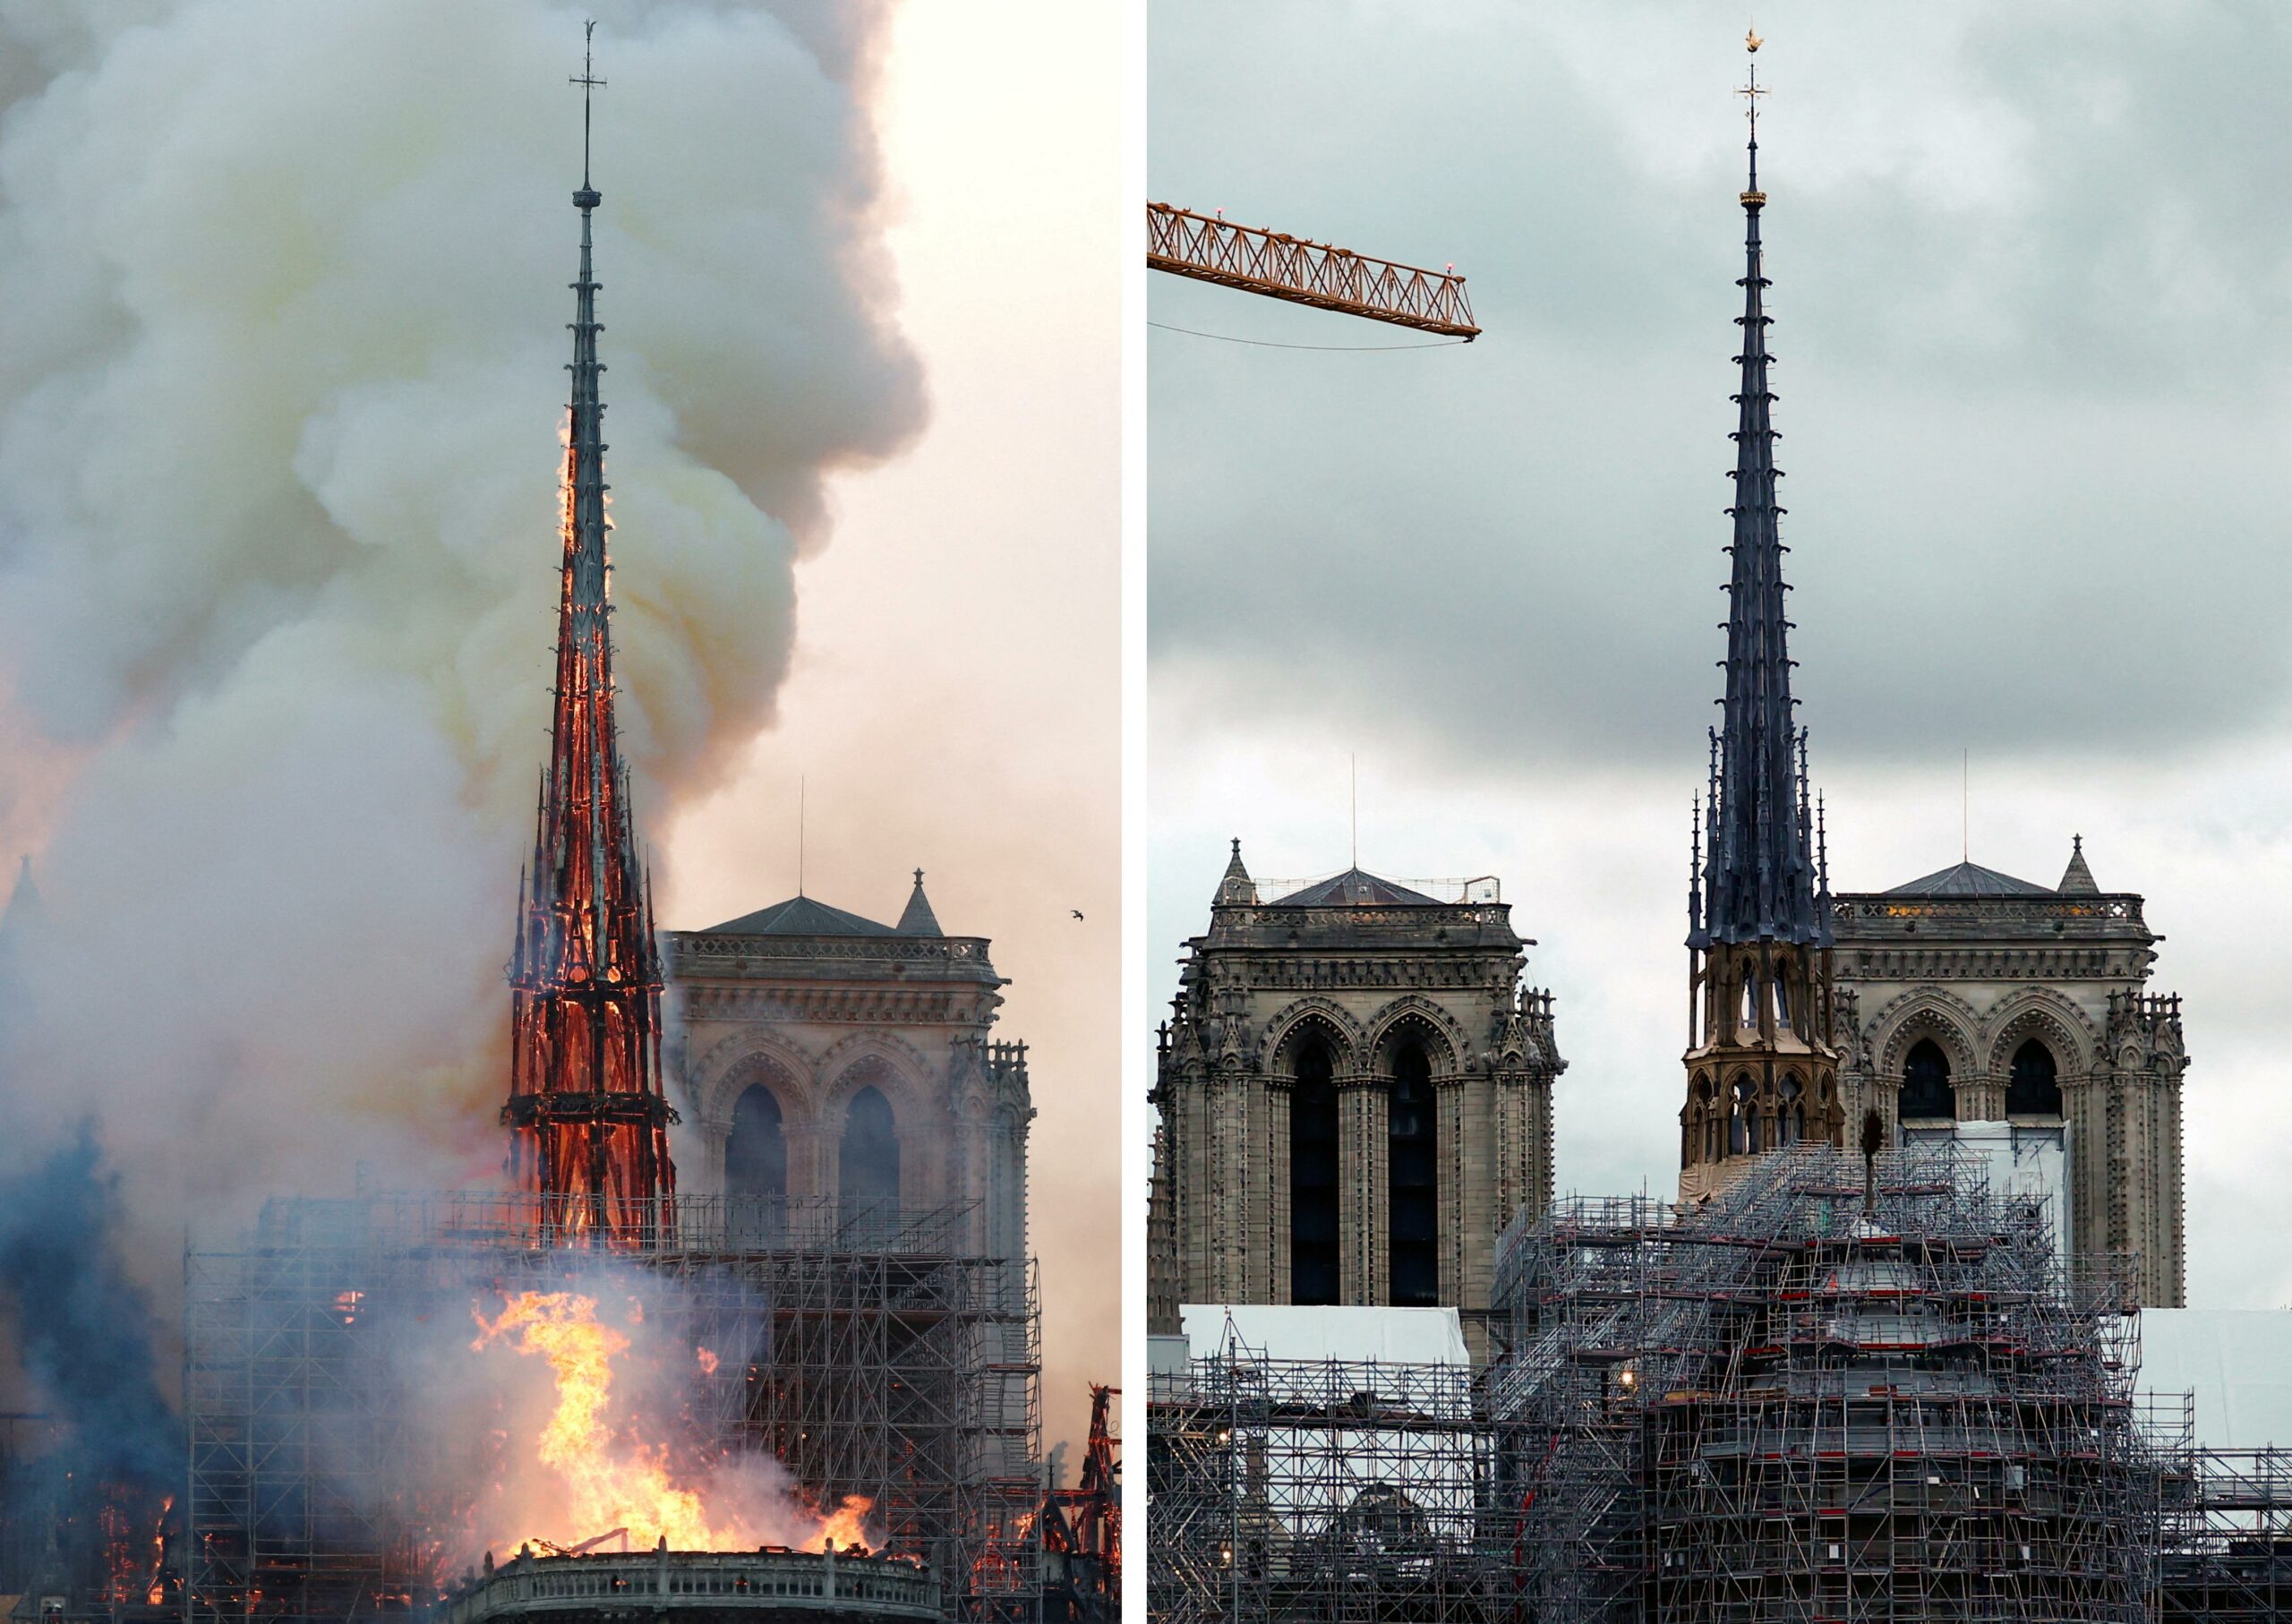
[1150,1,2292,1309]
[0,0,1114,1455]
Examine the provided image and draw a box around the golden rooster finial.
[1746,25,1763,53]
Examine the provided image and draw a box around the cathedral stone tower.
[663,871,1033,1271]
[1829,839,2187,1306]
[1679,61,1844,1200]
[1146,842,1563,1351]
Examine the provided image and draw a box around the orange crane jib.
[1147,202,1479,339]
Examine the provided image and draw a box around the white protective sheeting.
[2138,1310,2292,1449]
[1178,1303,1470,1366]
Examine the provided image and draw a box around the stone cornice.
[676,983,996,1028]
[664,928,1006,987]
[1835,944,2149,983]
[1833,892,2151,945]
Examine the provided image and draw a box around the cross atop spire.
[1690,31,1827,953]
[572,20,605,196]
[1740,28,1766,201]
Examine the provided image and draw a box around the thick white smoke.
[0,0,923,1311]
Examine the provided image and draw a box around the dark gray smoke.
[0,1124,175,1487]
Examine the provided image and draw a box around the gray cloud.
[1150,0,2292,774]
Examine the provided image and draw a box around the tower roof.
[704,895,900,937]
[2059,834,2100,894]
[896,869,944,936]
[1214,838,1254,905]
[1690,47,1828,953]
[1267,868,1443,908]
[1883,860,2053,898]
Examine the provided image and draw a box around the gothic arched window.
[1289,1038,1340,1305]
[727,1083,787,1200]
[1729,1073,1757,1156]
[2007,1039,2062,1117]
[1388,1042,1439,1307]
[1779,1073,1803,1146]
[1900,1039,1954,1121]
[839,1085,901,1227]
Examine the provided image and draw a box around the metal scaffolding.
[184,1192,1039,1624]
[1486,1141,2166,1624]
[1147,1329,1495,1624]
[2159,1443,2292,1622]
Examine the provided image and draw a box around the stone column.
[2161,1065,2186,1307]
[2121,1066,2159,1305]
[1236,1070,1270,1302]
[1179,1069,1211,1305]
[1960,1066,2006,1123]
[787,1125,830,1201]
[1264,1077,1293,1304]
[1203,1069,1239,1303]
[957,1108,991,1255]
[1441,1074,1475,1316]
[2063,1068,2108,1274]
[1338,1072,1387,1304]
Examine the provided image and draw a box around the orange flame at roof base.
[472,1290,872,1556]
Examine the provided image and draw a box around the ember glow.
[471,1290,870,1554]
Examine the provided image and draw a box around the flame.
[696,1346,720,1376]
[472,1290,871,1555]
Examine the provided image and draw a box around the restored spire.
[1690,31,1826,953]
[504,29,679,1244]
[1677,34,1844,1197]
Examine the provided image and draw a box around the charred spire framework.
[503,33,680,1241]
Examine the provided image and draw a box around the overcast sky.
[1150,0,2292,1312]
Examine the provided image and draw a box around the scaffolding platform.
[184,1193,1039,1624]
[1147,1329,1495,1624]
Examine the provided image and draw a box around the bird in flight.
[1071,910,1085,921]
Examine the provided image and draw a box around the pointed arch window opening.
[1779,1072,1803,1146]
[1388,1041,1438,1307]
[726,1082,786,1246]
[1730,1073,1758,1156]
[839,1085,901,1242]
[1289,1037,1340,1306]
[1901,1038,1955,1123]
[2007,1038,2062,1117]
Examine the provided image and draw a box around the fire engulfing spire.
[503,33,679,1242]
[1690,39,1828,954]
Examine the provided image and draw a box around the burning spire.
[502,25,678,1242]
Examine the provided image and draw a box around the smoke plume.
[0,1124,176,1486]
[0,0,922,1308]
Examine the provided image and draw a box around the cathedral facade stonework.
[663,872,1033,1270]
[1146,844,1563,1346]
[1830,842,2187,1307]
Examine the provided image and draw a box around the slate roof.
[1268,868,1444,908]
[701,895,898,936]
[1882,860,2054,899]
